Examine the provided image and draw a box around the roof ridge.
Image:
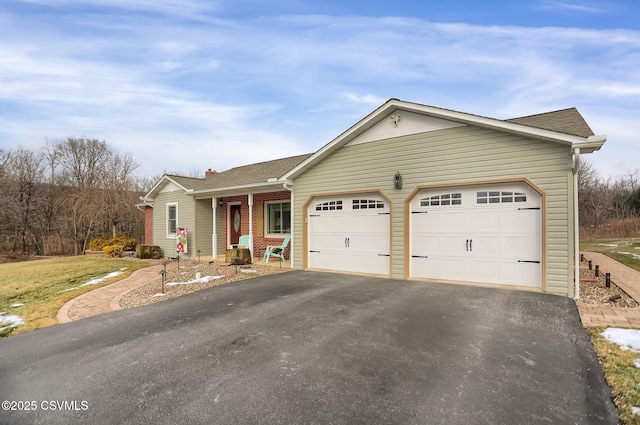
[506,107,578,121]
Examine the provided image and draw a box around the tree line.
[579,160,640,238]
[0,138,147,256]
[0,138,636,257]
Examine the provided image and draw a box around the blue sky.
[1,0,638,180]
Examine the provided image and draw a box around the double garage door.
[307,183,542,288]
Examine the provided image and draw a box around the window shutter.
[256,202,264,236]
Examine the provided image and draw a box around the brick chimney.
[205,168,218,177]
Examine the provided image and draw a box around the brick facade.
[144,206,153,244]
[222,191,292,259]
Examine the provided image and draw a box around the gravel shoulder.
[578,267,638,308]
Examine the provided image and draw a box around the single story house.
[140,98,606,298]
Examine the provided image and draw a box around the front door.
[229,204,242,246]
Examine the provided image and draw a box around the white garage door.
[308,194,390,275]
[410,183,542,288]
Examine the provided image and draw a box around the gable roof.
[506,107,594,138]
[282,98,606,181]
[142,153,312,200]
[190,153,312,191]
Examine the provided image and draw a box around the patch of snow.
[617,251,640,260]
[57,287,78,293]
[10,303,24,308]
[633,406,640,416]
[240,269,257,274]
[166,275,224,286]
[152,293,167,298]
[0,313,25,332]
[635,359,640,369]
[80,269,127,287]
[602,328,640,352]
[598,243,619,247]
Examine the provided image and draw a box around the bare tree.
[55,138,110,188]
[5,148,45,254]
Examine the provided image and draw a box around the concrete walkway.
[57,264,167,324]
[578,251,640,327]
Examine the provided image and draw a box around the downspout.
[283,182,294,268]
[573,147,581,300]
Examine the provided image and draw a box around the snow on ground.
[57,287,78,293]
[79,267,128,287]
[603,328,640,415]
[152,293,167,298]
[166,275,224,286]
[0,313,24,332]
[598,243,619,247]
[617,251,640,260]
[602,328,640,352]
[10,303,24,307]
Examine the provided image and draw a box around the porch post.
[248,193,254,257]
[212,198,217,260]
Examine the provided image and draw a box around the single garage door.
[410,183,542,288]
[308,194,391,276]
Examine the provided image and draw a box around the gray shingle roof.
[506,107,594,138]
[167,153,313,191]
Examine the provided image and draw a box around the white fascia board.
[142,175,191,201]
[282,98,598,180]
[189,181,285,198]
[572,135,607,153]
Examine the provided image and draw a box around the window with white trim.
[166,203,178,237]
[266,201,291,236]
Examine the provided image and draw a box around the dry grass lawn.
[0,256,147,337]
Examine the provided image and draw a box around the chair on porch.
[229,235,251,249]
[263,236,291,263]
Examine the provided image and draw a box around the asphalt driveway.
[0,271,617,424]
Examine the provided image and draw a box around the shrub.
[89,235,138,253]
[89,235,112,251]
[136,244,162,259]
[103,245,123,258]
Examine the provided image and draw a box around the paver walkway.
[578,251,640,327]
[57,264,168,324]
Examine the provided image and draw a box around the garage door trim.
[403,178,546,291]
[303,189,392,276]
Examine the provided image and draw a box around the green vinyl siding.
[195,199,213,257]
[153,191,196,259]
[292,124,575,296]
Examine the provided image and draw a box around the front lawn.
[589,327,640,425]
[0,256,147,337]
[580,239,640,272]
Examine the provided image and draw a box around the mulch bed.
[119,260,291,309]
[578,268,638,308]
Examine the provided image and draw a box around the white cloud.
[0,8,638,180]
[538,0,607,14]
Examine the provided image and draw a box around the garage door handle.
[469,239,472,251]
[518,260,540,263]
[345,237,350,248]
[466,239,469,251]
